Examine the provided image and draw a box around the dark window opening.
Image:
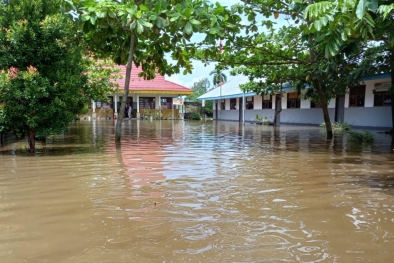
[374,91,392,106]
[262,95,272,109]
[139,97,155,109]
[161,97,173,109]
[246,96,254,110]
[349,85,365,107]
[230,98,237,110]
[287,92,300,109]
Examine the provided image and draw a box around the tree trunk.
[273,108,281,126]
[390,50,394,133]
[308,33,333,139]
[314,80,333,139]
[28,127,36,153]
[115,33,136,142]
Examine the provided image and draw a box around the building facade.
[199,74,392,128]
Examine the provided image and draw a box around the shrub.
[348,131,374,144]
[320,122,350,131]
[190,112,201,120]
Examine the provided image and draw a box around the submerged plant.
[320,122,350,131]
[348,131,374,144]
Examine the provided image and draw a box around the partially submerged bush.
[320,122,350,131]
[348,131,374,144]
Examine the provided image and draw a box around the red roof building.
[91,65,192,119]
[113,65,193,95]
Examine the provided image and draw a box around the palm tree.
[209,69,227,87]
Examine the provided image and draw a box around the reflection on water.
[0,120,394,262]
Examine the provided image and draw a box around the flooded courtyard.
[1,120,394,262]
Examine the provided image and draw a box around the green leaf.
[170,15,180,22]
[356,0,365,19]
[190,19,201,25]
[214,6,224,15]
[139,19,153,28]
[183,21,193,35]
[136,21,144,34]
[108,10,116,18]
[184,8,191,19]
[209,27,218,34]
[313,20,321,31]
[81,15,90,22]
[139,4,149,12]
[130,20,136,30]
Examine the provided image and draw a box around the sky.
[165,0,248,89]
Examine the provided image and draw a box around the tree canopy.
[0,0,118,152]
[197,0,394,136]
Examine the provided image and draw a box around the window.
[161,97,173,109]
[94,97,113,109]
[349,85,365,107]
[374,91,392,106]
[262,95,272,109]
[246,96,254,109]
[287,92,300,108]
[221,100,225,110]
[230,98,237,110]
[373,83,392,106]
[139,97,155,109]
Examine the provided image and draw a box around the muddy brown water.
[0,120,394,262]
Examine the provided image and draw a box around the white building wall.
[301,98,310,109]
[254,95,262,110]
[364,80,375,107]
[225,99,230,110]
[328,98,336,108]
[344,93,350,108]
[281,94,287,109]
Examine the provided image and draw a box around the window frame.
[160,97,173,109]
[230,98,237,110]
[373,91,392,107]
[349,85,365,107]
[287,92,300,109]
[262,95,272,109]
[246,96,254,110]
[139,97,155,109]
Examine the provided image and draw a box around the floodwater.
[0,120,394,263]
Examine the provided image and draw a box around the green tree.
[185,78,211,102]
[0,0,117,152]
[209,69,228,87]
[206,0,381,138]
[70,0,242,142]
[304,0,394,131]
[185,78,213,117]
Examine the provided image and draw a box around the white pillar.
[136,94,140,118]
[91,99,97,119]
[242,91,245,125]
[114,94,118,117]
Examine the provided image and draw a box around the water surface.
[1,120,394,262]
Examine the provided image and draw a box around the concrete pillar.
[136,94,140,118]
[91,100,97,119]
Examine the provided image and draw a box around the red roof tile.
[112,65,192,95]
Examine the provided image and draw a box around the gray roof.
[197,76,294,101]
[197,73,391,101]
